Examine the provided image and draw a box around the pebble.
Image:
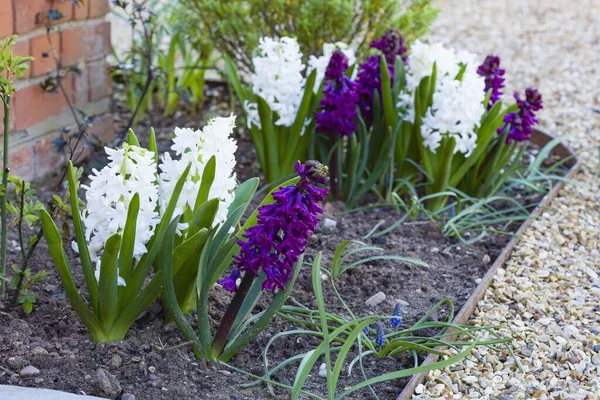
[7,356,27,370]
[91,368,121,398]
[31,347,48,356]
[19,365,40,378]
[365,292,386,307]
[109,354,122,369]
[122,394,136,400]
[322,218,337,230]
[318,363,329,378]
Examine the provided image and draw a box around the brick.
[14,77,74,131]
[13,0,44,34]
[0,0,14,37]
[1,145,35,182]
[83,21,111,60]
[88,0,110,19]
[60,26,84,66]
[15,0,76,34]
[53,0,74,21]
[11,40,31,79]
[30,31,61,77]
[87,60,111,102]
[73,0,89,20]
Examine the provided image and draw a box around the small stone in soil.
[7,356,27,370]
[122,394,136,400]
[365,292,386,307]
[109,354,122,369]
[19,365,40,378]
[92,368,122,398]
[321,218,337,231]
[32,346,48,356]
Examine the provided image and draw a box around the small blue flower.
[363,325,370,334]
[391,303,402,328]
[375,322,385,347]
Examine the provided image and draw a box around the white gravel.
[414,1,600,399]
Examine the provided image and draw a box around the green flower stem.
[212,271,256,359]
[329,137,341,201]
[1,97,10,296]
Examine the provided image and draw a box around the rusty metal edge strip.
[396,129,582,400]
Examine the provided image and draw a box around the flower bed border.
[396,128,581,400]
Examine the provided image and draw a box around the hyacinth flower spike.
[211,161,329,359]
[162,161,328,361]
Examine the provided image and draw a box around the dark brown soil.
[0,85,537,399]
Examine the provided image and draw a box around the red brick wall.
[1,0,114,182]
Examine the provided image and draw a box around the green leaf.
[117,193,139,282]
[97,233,121,330]
[40,209,103,340]
[161,217,205,358]
[194,155,216,210]
[127,129,140,146]
[67,162,98,312]
[220,255,305,362]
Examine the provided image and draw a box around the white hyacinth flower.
[75,144,160,286]
[158,116,238,231]
[248,37,306,127]
[398,41,485,157]
[307,42,356,92]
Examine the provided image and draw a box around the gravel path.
[414,1,600,398]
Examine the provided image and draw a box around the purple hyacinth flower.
[371,29,408,66]
[316,51,359,137]
[218,268,240,292]
[375,322,385,347]
[477,55,505,109]
[391,303,403,328]
[356,29,407,121]
[230,161,329,293]
[499,87,543,143]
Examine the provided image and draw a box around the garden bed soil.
[0,89,572,399]
[0,201,506,399]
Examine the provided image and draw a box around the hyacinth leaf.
[187,198,219,238]
[448,102,515,187]
[196,231,217,357]
[226,178,259,220]
[220,255,304,362]
[97,233,121,330]
[112,226,208,338]
[256,96,278,182]
[66,161,97,312]
[117,193,139,283]
[379,55,397,132]
[148,127,159,166]
[127,128,140,146]
[227,272,267,341]
[194,155,216,210]
[393,56,406,95]
[283,69,317,171]
[124,162,192,303]
[311,253,333,398]
[161,217,205,358]
[40,209,104,340]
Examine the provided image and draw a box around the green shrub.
[176,0,438,71]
